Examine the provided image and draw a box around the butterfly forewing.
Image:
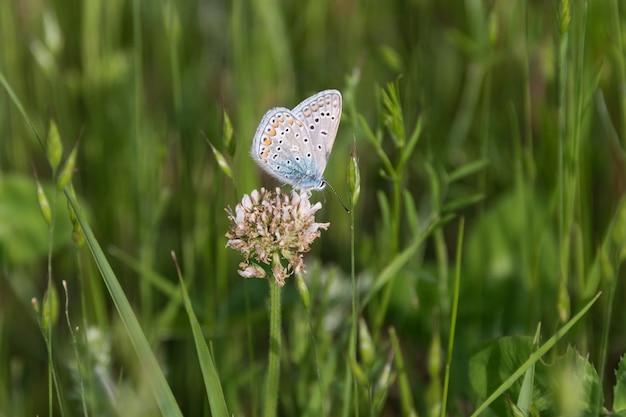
[251,107,324,190]
[291,90,342,173]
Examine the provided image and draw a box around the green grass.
[1,0,626,416]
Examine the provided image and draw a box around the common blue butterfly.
[251,90,342,191]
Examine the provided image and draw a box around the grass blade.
[470,291,602,417]
[65,190,184,417]
[172,252,229,417]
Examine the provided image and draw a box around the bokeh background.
[1,0,625,415]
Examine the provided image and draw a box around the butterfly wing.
[291,90,342,174]
[250,107,326,190]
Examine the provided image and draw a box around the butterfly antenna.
[323,181,350,214]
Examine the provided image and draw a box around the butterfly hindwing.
[251,107,324,189]
[251,90,343,191]
[291,89,342,174]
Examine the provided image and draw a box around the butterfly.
[251,90,342,191]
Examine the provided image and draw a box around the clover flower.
[226,188,329,286]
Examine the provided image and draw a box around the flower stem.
[264,276,282,417]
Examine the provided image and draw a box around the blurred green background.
[1,0,625,415]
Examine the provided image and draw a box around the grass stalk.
[441,218,464,417]
[610,0,626,145]
[470,292,602,417]
[264,273,282,417]
[62,281,89,417]
[350,178,358,411]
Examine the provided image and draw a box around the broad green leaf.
[614,354,626,413]
[470,293,601,417]
[470,336,534,417]
[545,347,602,417]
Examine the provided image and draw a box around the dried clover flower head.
[226,188,330,286]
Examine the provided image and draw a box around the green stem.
[441,218,464,417]
[264,273,282,417]
[348,193,358,416]
[611,0,626,146]
[374,177,402,336]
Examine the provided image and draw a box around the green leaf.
[398,116,423,172]
[424,161,442,213]
[614,354,626,413]
[470,292,602,417]
[372,347,396,415]
[378,45,403,73]
[57,141,78,190]
[0,175,73,265]
[390,327,417,417]
[469,336,535,416]
[361,216,445,310]
[448,159,489,183]
[65,190,184,417]
[441,193,485,213]
[381,80,406,147]
[207,138,234,181]
[176,259,230,417]
[516,325,541,416]
[546,347,602,417]
[222,108,235,157]
[402,189,420,235]
[347,354,368,387]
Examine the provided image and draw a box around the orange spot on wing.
[263,137,272,146]
[268,128,276,137]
